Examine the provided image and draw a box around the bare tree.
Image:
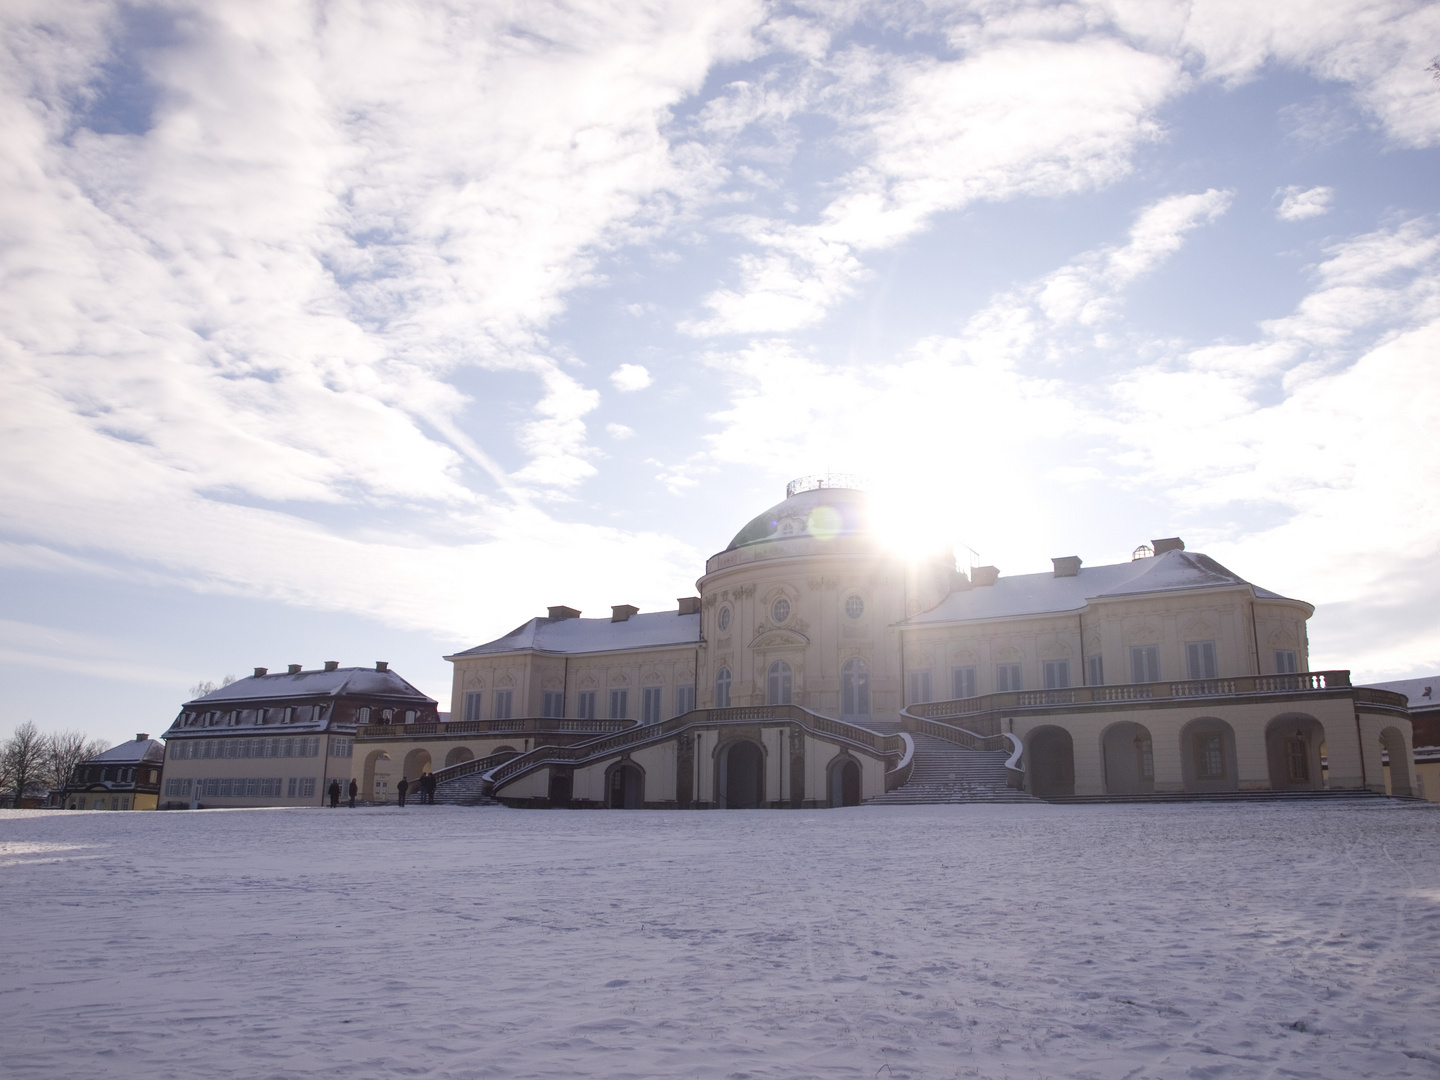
[3,722,47,808]
[1430,55,1440,82]
[188,674,237,699]
[43,730,110,793]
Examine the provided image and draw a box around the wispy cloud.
[1276,185,1334,221]
[610,364,654,392]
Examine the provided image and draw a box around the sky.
[1,0,1438,747]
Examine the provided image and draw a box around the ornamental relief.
[994,645,1022,663]
[463,674,486,689]
[542,676,563,689]
[1126,621,1161,645]
[496,674,516,689]
[641,669,665,685]
[807,576,840,591]
[1039,639,1071,660]
[609,672,631,686]
[1269,628,1297,648]
[750,629,810,650]
[578,673,600,689]
[1182,619,1215,640]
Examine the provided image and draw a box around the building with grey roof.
[62,734,166,811]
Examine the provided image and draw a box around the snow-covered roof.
[1361,676,1439,711]
[906,548,1294,625]
[185,666,435,707]
[449,610,701,659]
[90,738,166,764]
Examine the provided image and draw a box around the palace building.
[349,477,1419,808]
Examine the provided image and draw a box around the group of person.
[324,771,439,808]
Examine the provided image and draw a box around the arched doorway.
[1265,714,1325,791]
[403,748,432,782]
[606,760,645,808]
[445,746,475,768]
[1180,717,1239,792]
[828,755,861,807]
[1027,726,1075,797]
[1381,726,1414,797]
[548,769,572,808]
[492,745,519,761]
[767,661,793,706]
[841,658,870,720]
[1101,721,1155,795]
[362,750,391,803]
[722,740,764,808]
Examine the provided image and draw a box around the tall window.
[952,666,977,700]
[1194,732,1225,779]
[541,691,564,719]
[1285,737,1309,782]
[1042,660,1071,690]
[494,690,513,720]
[1086,656,1104,687]
[715,667,731,709]
[906,669,932,705]
[995,664,1022,692]
[767,660,793,705]
[1130,645,1160,683]
[577,691,597,720]
[462,692,482,723]
[674,685,695,716]
[1135,734,1155,781]
[642,686,662,724]
[1185,641,1218,681]
[1275,650,1298,674]
[842,658,870,716]
[609,688,629,720]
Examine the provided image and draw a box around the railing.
[483,706,907,794]
[900,710,1009,752]
[885,733,915,792]
[356,717,635,740]
[907,670,1355,723]
[425,751,517,789]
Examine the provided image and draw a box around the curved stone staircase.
[867,731,1041,805]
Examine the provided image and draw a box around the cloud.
[606,422,635,439]
[610,363,654,392]
[1276,185,1334,221]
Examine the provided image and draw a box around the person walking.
[327,779,341,808]
[396,776,409,807]
[423,772,437,804]
[348,778,358,808]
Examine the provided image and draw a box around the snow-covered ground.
[2,802,1438,1080]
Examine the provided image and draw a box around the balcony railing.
[355,717,635,740]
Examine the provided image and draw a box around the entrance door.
[608,763,644,808]
[829,758,861,806]
[725,741,764,808]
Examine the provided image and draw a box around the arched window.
[841,658,870,717]
[767,660,793,706]
[715,667,731,709]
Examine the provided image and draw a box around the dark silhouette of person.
[327,779,341,808]
[423,772,437,804]
[397,776,409,807]
[348,778,358,808]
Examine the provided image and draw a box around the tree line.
[1,722,110,808]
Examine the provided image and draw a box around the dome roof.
[726,484,872,551]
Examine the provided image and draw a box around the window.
[1275,650,1298,674]
[494,690,513,720]
[674,685,695,716]
[288,776,298,799]
[842,658,870,717]
[715,668,731,710]
[1086,656,1104,687]
[906,669,932,705]
[609,688,629,720]
[298,777,315,798]
[1194,733,1225,779]
[995,664,1022,692]
[642,687,662,724]
[1136,735,1154,781]
[767,660,793,705]
[771,596,791,624]
[164,778,193,797]
[1130,645,1160,683]
[717,606,731,632]
[1042,660,1071,690]
[1185,640,1218,681]
[329,737,353,758]
[1285,738,1309,782]
[844,595,864,619]
[541,691,564,719]
[462,692,482,723]
[952,666,977,700]
[577,691,597,720]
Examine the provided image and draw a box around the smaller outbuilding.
[63,735,165,811]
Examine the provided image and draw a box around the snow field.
[2,801,1438,1079]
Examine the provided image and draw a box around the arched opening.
[722,740,765,808]
[548,769,572,808]
[1381,726,1414,797]
[606,760,645,809]
[403,748,432,782]
[491,745,519,760]
[767,660,793,706]
[1027,726,1075,797]
[715,667,732,709]
[1101,721,1155,795]
[362,749,391,803]
[1264,714,1326,791]
[828,756,862,807]
[445,746,475,768]
[1180,717,1239,792]
[841,658,870,719]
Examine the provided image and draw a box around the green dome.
[726,486,872,551]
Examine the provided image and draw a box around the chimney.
[611,604,639,622]
[1152,537,1185,555]
[971,566,1000,587]
[323,660,339,672]
[253,667,268,678]
[1052,556,1082,578]
[135,733,149,742]
[375,661,389,672]
[547,605,582,620]
[287,664,302,674]
[677,596,701,615]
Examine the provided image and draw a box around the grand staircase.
[430,769,499,806]
[869,730,1041,805]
